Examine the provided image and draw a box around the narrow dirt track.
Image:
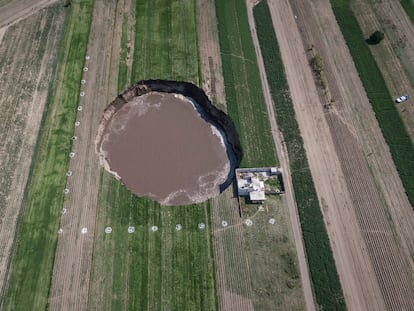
[197,0,226,108]
[48,0,122,309]
[267,0,414,309]
[246,1,315,310]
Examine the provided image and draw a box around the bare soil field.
[0,4,66,298]
[268,0,414,309]
[48,0,122,309]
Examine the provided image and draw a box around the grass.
[253,1,346,310]
[214,0,278,167]
[242,196,305,310]
[87,1,218,309]
[1,1,94,309]
[330,0,414,208]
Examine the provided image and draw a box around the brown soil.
[99,91,230,205]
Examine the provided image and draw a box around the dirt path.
[0,7,66,299]
[47,0,122,309]
[267,0,414,309]
[246,1,315,310]
[197,0,226,109]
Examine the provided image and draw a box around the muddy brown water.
[99,92,230,205]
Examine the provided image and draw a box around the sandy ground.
[246,1,315,310]
[268,0,414,309]
[0,7,66,298]
[47,0,123,309]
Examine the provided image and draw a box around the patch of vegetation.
[330,0,414,208]
[87,1,218,309]
[214,0,278,167]
[2,1,94,309]
[242,196,305,310]
[310,51,327,89]
[400,0,414,26]
[253,1,346,310]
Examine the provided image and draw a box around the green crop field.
[88,173,217,310]
[87,1,218,309]
[400,0,414,25]
[253,1,346,310]
[1,1,94,309]
[214,0,278,167]
[330,0,414,208]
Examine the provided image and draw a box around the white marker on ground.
[198,223,206,230]
[221,220,228,227]
[128,226,135,233]
[105,227,112,234]
[245,219,253,227]
[151,226,158,232]
[176,224,182,231]
[81,227,88,234]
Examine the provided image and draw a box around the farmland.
[0,0,95,309]
[0,2,68,303]
[214,0,277,167]
[330,0,414,207]
[253,1,345,310]
[88,174,217,310]
[4,0,414,310]
[2,0,93,306]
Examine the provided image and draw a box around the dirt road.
[47,0,123,309]
[266,0,414,309]
[246,1,315,310]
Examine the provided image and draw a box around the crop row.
[253,2,346,310]
[1,1,94,309]
[330,0,414,208]
[214,0,278,167]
